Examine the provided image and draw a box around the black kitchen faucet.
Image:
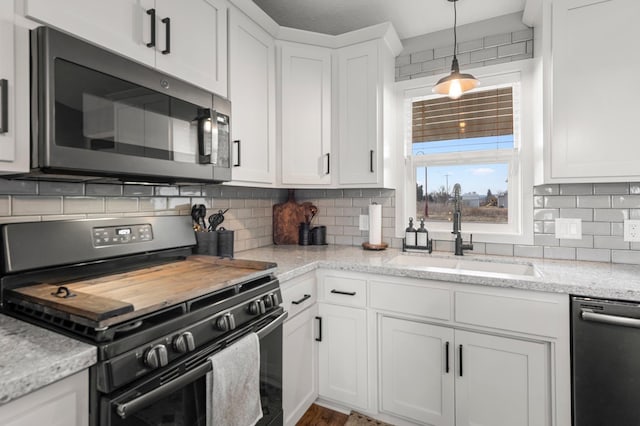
[452,183,473,255]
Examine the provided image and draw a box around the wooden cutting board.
[6,257,276,328]
[273,190,317,245]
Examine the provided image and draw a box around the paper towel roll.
[368,204,382,245]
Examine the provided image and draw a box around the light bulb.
[203,118,212,133]
[448,79,462,99]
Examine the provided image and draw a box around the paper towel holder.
[363,202,387,250]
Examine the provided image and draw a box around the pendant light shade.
[432,0,479,99]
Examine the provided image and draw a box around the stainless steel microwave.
[29,26,231,183]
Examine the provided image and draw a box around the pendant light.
[433,0,479,99]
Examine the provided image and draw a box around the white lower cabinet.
[380,317,454,426]
[317,303,368,410]
[282,272,319,426]
[283,304,318,426]
[282,270,569,426]
[0,370,88,426]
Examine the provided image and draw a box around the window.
[397,61,537,244]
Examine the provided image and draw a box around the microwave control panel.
[92,224,153,246]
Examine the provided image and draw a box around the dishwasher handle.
[581,310,640,329]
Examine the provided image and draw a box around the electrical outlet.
[359,215,369,231]
[555,218,582,239]
[624,220,640,242]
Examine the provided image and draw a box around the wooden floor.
[296,404,349,426]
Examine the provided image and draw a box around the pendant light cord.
[453,0,458,59]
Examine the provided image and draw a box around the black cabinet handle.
[459,344,463,377]
[370,149,374,173]
[330,289,356,296]
[291,294,311,305]
[315,316,322,342]
[233,140,241,167]
[0,79,7,134]
[146,9,156,48]
[445,341,450,373]
[325,153,330,175]
[161,17,171,54]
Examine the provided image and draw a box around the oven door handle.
[115,362,210,419]
[257,311,288,339]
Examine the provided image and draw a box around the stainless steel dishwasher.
[571,296,640,426]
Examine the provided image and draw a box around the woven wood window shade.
[412,87,513,143]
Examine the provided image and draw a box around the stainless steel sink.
[385,255,540,278]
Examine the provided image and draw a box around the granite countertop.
[0,314,96,406]
[236,245,640,301]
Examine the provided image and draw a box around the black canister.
[217,228,234,258]
[311,226,327,245]
[194,231,218,255]
[298,223,311,246]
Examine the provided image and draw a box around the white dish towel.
[206,332,263,426]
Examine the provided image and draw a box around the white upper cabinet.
[23,0,228,95]
[337,39,396,187]
[228,6,275,184]
[154,0,227,96]
[279,42,332,186]
[544,0,640,182]
[0,0,29,174]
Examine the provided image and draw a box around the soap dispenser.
[416,218,428,247]
[405,217,417,247]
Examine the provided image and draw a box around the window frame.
[395,59,540,245]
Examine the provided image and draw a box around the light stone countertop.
[0,314,96,406]
[236,245,640,301]
[3,244,640,407]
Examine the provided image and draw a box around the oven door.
[101,308,286,426]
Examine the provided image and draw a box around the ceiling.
[251,0,526,40]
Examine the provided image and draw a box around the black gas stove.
[0,216,285,426]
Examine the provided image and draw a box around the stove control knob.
[144,344,168,369]
[248,299,266,315]
[173,331,196,354]
[263,293,280,309]
[215,313,236,332]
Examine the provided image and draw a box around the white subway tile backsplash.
[13,196,63,215]
[124,185,154,196]
[514,245,543,258]
[138,197,168,212]
[612,195,640,208]
[484,33,511,47]
[544,196,576,208]
[560,183,593,196]
[576,196,610,208]
[0,179,37,195]
[577,248,611,262]
[485,243,514,256]
[86,184,123,196]
[543,246,576,260]
[593,235,629,250]
[39,181,84,196]
[411,50,434,63]
[534,185,559,195]
[594,209,628,222]
[594,183,629,195]
[63,197,105,214]
[469,47,498,62]
[560,235,593,248]
[560,208,593,221]
[534,209,559,220]
[106,197,138,213]
[612,250,640,265]
[582,222,611,235]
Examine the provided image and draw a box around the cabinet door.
[380,317,454,426]
[0,1,15,167]
[337,41,379,185]
[228,8,275,184]
[317,303,368,410]
[0,370,88,426]
[280,43,332,185]
[24,0,155,68]
[283,304,318,426]
[455,330,548,426]
[549,0,640,181]
[155,0,227,95]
